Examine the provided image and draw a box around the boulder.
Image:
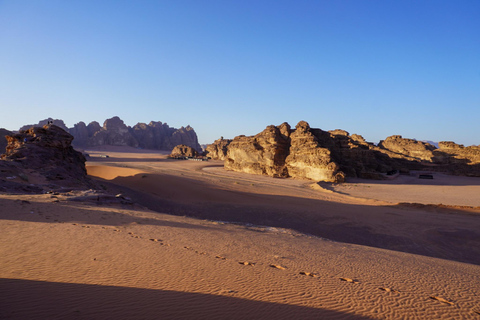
[170,144,198,158]
[1,124,89,187]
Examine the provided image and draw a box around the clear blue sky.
[1,0,479,146]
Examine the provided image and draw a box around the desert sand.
[1,146,480,319]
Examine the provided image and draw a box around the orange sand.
[1,146,479,319]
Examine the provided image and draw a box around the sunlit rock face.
[206,137,232,160]
[225,123,291,178]
[170,144,199,158]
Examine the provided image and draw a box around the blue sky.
[0,0,479,145]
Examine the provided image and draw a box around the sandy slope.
[1,147,479,319]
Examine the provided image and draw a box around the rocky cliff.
[1,124,89,188]
[205,137,232,160]
[225,124,291,178]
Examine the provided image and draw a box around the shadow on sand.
[0,278,372,320]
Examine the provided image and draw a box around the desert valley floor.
[1,146,479,319]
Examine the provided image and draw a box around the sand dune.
[1,147,479,319]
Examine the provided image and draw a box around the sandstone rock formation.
[1,124,89,187]
[170,144,198,158]
[224,121,480,182]
[379,135,436,161]
[0,128,13,153]
[286,121,345,182]
[434,142,480,176]
[205,137,232,160]
[225,123,291,178]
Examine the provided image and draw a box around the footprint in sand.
[299,272,318,277]
[379,287,399,293]
[149,238,161,242]
[239,261,255,266]
[270,264,287,270]
[215,255,227,260]
[430,296,454,306]
[339,277,360,284]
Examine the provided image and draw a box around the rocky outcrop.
[170,145,198,158]
[286,121,344,182]
[20,118,69,132]
[1,124,89,187]
[0,128,13,153]
[434,142,480,176]
[224,120,480,182]
[379,135,436,161]
[205,137,232,160]
[225,123,291,178]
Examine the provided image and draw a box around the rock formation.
[224,121,480,182]
[131,121,201,151]
[62,117,201,151]
[0,128,13,153]
[87,116,139,147]
[225,123,291,178]
[379,135,436,161]
[20,118,69,132]
[170,144,198,158]
[1,124,89,187]
[434,142,480,176]
[205,137,232,160]
[286,121,345,182]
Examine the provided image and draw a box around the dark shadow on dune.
[2,170,480,265]
[0,278,372,320]
[89,173,480,266]
[0,198,218,232]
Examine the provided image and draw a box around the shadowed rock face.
[0,128,13,154]
[1,124,89,186]
[170,144,198,158]
[89,116,139,147]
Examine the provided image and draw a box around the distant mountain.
[19,116,202,151]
